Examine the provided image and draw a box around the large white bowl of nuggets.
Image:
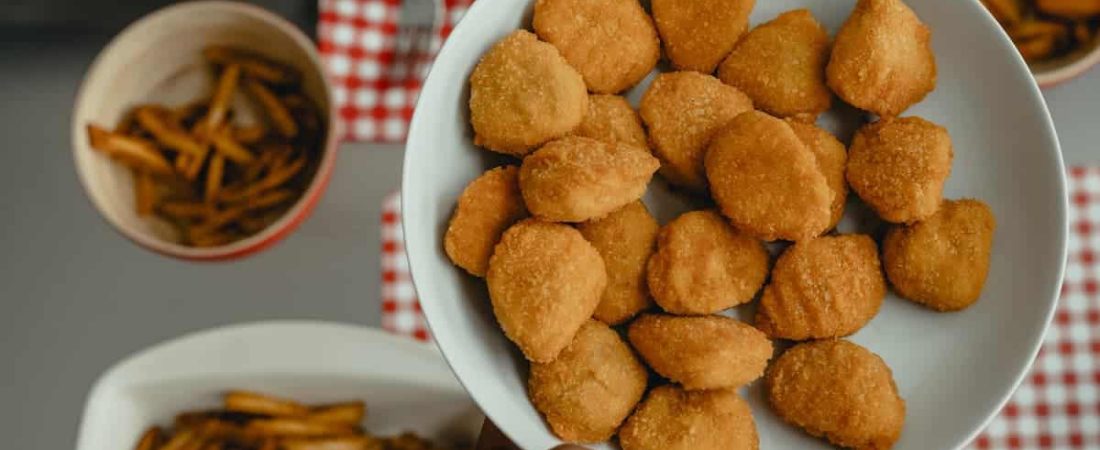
[403,0,1068,448]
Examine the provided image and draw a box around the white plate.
[403,1,1068,449]
[75,321,482,450]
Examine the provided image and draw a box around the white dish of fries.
[75,321,482,450]
[71,1,339,260]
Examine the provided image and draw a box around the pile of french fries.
[132,390,457,450]
[982,0,1100,62]
[87,46,323,247]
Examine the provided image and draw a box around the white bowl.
[75,321,482,450]
[72,1,339,261]
[403,0,1068,448]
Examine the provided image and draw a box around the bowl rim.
[70,0,340,262]
[1034,41,1100,87]
[403,0,1069,447]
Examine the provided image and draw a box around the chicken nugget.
[756,235,886,340]
[572,95,648,148]
[646,210,768,315]
[717,9,832,120]
[883,199,997,311]
[529,320,648,442]
[651,0,756,73]
[533,0,660,94]
[629,314,772,390]
[444,166,528,277]
[469,30,588,156]
[705,111,833,241]
[846,116,953,224]
[639,72,753,191]
[486,219,607,362]
[787,119,848,230]
[577,201,658,325]
[520,136,659,222]
[766,340,905,450]
[827,0,937,117]
[619,386,758,450]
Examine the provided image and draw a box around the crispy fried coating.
[846,116,953,224]
[444,166,528,277]
[717,9,832,120]
[469,30,588,156]
[646,210,768,314]
[756,235,886,340]
[766,340,905,450]
[532,0,660,94]
[639,72,753,191]
[787,119,848,230]
[827,0,937,117]
[520,136,659,223]
[577,201,659,325]
[883,199,997,311]
[572,95,648,148]
[619,386,758,450]
[705,111,833,241]
[651,0,756,73]
[628,314,772,390]
[486,219,607,362]
[528,320,648,443]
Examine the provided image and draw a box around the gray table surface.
[1,14,1098,450]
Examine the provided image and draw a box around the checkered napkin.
[379,167,1100,447]
[318,0,473,143]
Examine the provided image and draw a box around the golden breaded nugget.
[787,120,848,230]
[756,235,886,340]
[646,210,768,314]
[577,201,658,325]
[827,0,937,117]
[619,386,758,450]
[533,0,660,94]
[628,314,772,390]
[883,199,997,311]
[529,320,648,442]
[846,116,953,224]
[469,30,588,156]
[718,9,832,120]
[572,95,648,148]
[705,111,833,241]
[639,72,753,191]
[444,166,528,277]
[651,0,756,73]
[766,340,905,450]
[519,136,659,222]
[486,219,607,362]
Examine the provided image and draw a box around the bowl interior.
[75,322,481,450]
[404,0,1067,448]
[71,1,334,258]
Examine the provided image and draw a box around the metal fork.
[394,0,439,84]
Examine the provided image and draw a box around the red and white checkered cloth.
[380,168,1100,448]
[318,0,473,143]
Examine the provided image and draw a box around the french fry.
[245,80,298,138]
[203,45,300,85]
[1037,0,1100,19]
[205,154,226,203]
[158,201,211,220]
[257,440,278,450]
[133,426,162,450]
[87,124,173,175]
[244,418,358,437]
[220,155,306,202]
[307,402,366,425]
[1076,22,1094,44]
[224,390,310,417]
[135,171,157,216]
[190,206,248,236]
[281,436,381,450]
[1010,20,1069,42]
[238,189,296,211]
[982,0,1022,24]
[210,129,256,164]
[136,106,207,158]
[1017,34,1057,61]
[205,64,241,131]
[233,125,267,144]
[188,230,238,248]
[201,441,223,450]
[160,429,198,450]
